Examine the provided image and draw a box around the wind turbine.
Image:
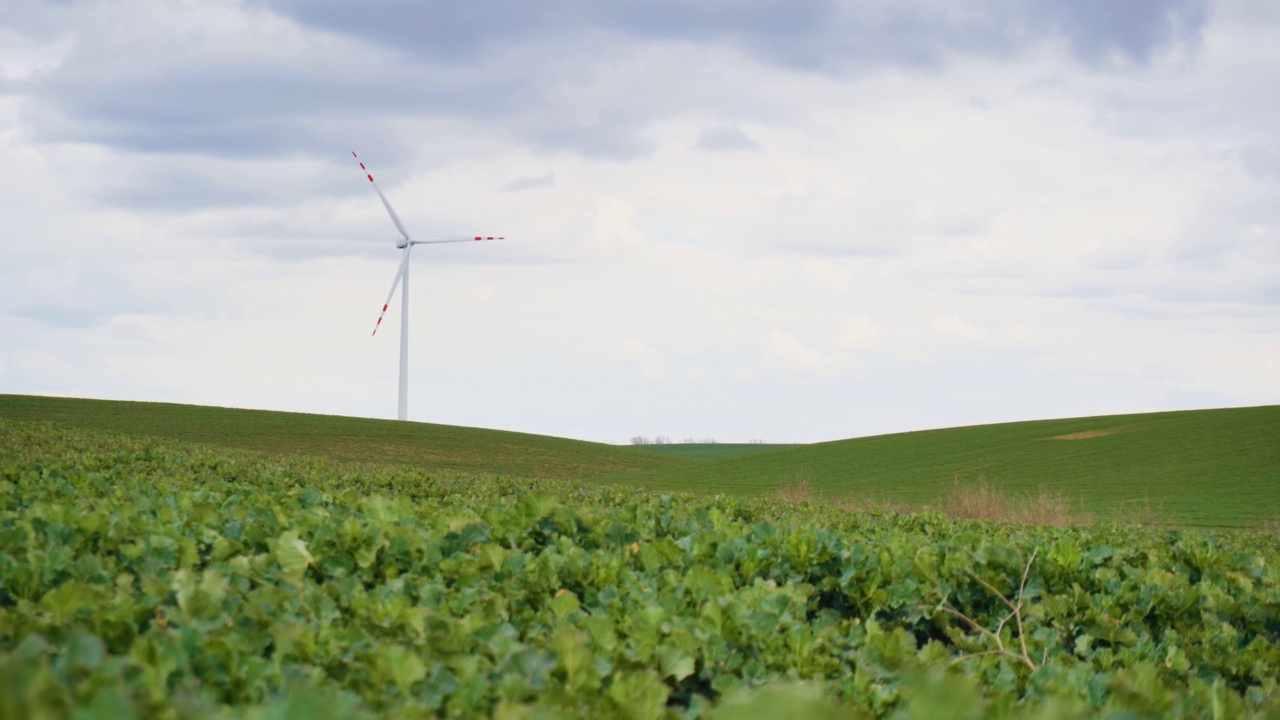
[354,151,502,421]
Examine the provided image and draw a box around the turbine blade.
[353,151,412,242]
[372,246,412,336]
[411,235,506,245]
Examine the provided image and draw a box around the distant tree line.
[630,436,711,445]
[628,436,768,445]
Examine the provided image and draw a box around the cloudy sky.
[2,0,1278,444]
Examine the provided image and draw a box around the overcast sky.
[2,0,1278,444]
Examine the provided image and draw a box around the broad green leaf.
[274,531,314,586]
[656,647,695,683]
[376,643,426,694]
[607,670,669,720]
[711,682,846,720]
[39,581,100,623]
[549,628,596,693]
[549,590,580,621]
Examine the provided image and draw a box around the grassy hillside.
[607,406,1280,529]
[0,394,686,480]
[6,394,1276,528]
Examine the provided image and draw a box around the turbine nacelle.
[353,150,504,421]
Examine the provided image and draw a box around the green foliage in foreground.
[612,406,1280,529]
[3,420,1280,719]
[0,394,685,480]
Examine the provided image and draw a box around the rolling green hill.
[605,406,1280,528]
[0,394,686,480]
[5,394,1277,528]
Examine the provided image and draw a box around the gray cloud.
[1026,0,1209,66]
[0,263,160,330]
[695,126,760,153]
[96,168,272,212]
[255,1,839,67]
[525,116,656,161]
[501,172,555,192]
[7,0,1213,170]
[7,305,115,329]
[1167,196,1280,268]
[261,0,1209,71]
[1041,271,1280,318]
[22,58,527,159]
[81,151,366,213]
[1240,145,1280,183]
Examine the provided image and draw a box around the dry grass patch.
[1248,515,1280,535]
[770,472,1169,530]
[1050,429,1116,440]
[772,475,1093,528]
[1108,498,1173,528]
[771,471,923,514]
[773,477,815,504]
[941,480,1093,528]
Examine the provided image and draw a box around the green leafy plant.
[2,419,1279,718]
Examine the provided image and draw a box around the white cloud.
[746,329,861,382]
[930,314,989,341]
[588,198,647,252]
[836,316,889,349]
[802,258,851,293]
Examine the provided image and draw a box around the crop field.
[3,418,1280,718]
[5,395,1278,529]
[0,395,684,481]
[609,406,1280,529]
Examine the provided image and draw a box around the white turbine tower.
[354,151,502,421]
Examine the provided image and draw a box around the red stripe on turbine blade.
[352,151,358,158]
[382,304,388,311]
[367,174,375,182]
[475,236,481,241]
[359,163,366,170]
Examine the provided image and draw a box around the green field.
[3,420,1279,718]
[0,394,684,481]
[608,407,1280,529]
[3,394,1278,528]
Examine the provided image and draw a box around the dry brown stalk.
[943,479,1092,528]
[936,548,1041,671]
[773,475,814,503]
[1108,497,1172,528]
